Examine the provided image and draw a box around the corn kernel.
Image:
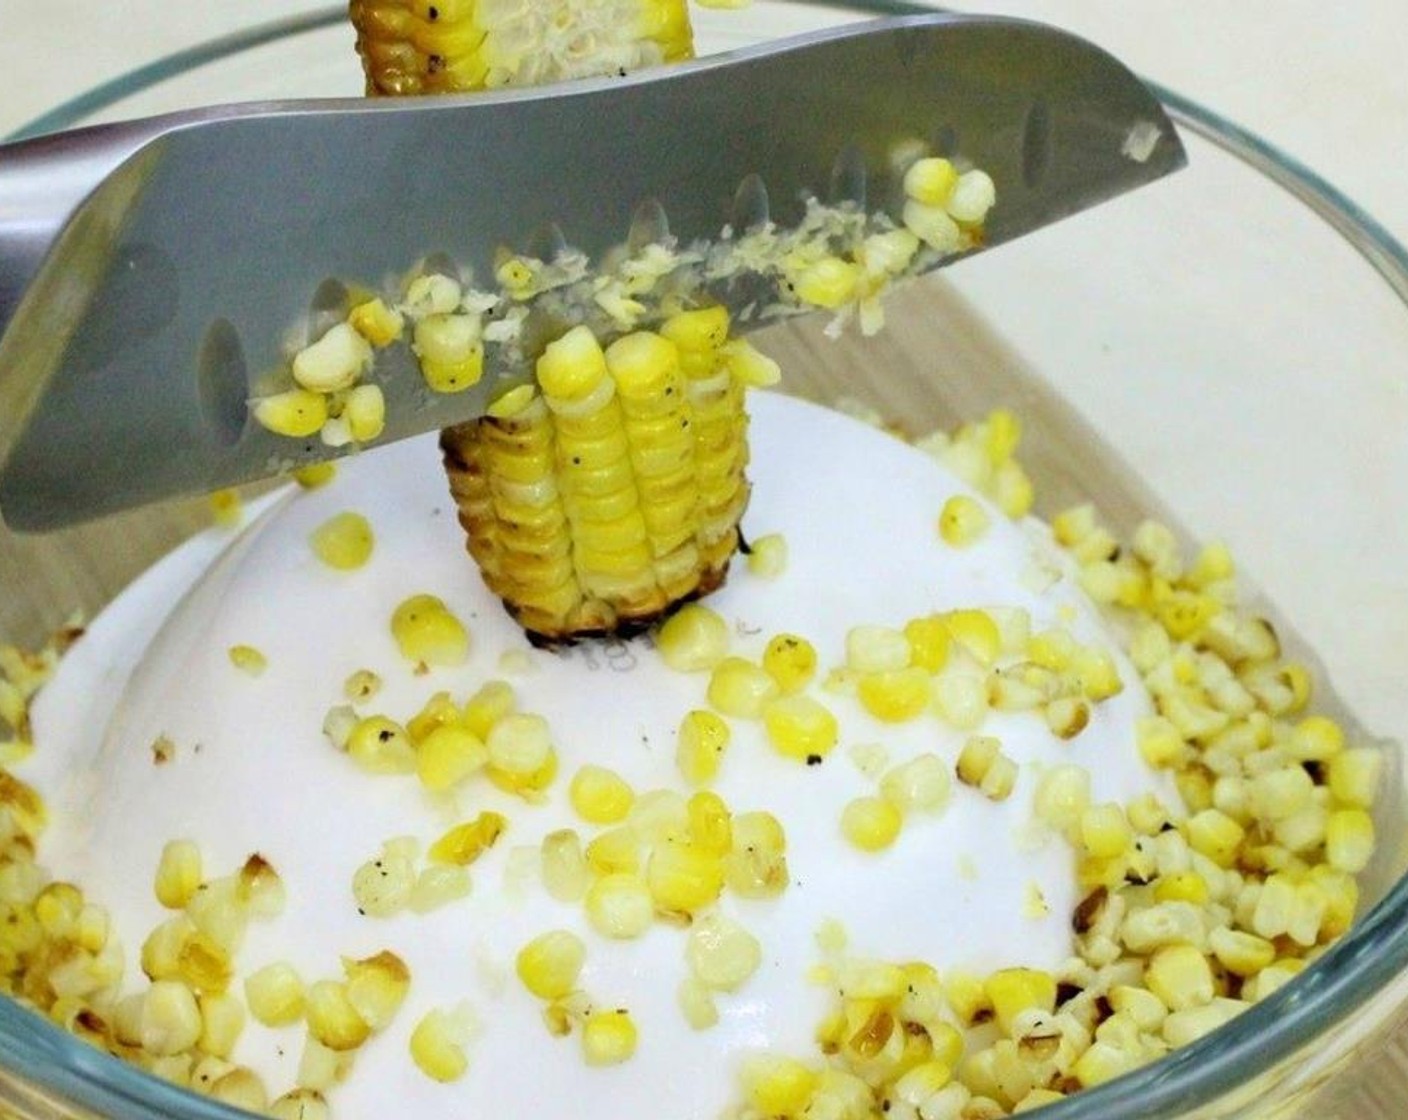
[348,297,404,347]
[648,841,725,916]
[570,765,636,825]
[585,873,654,939]
[343,951,410,1030]
[1208,927,1276,978]
[415,314,484,393]
[246,962,307,1027]
[903,156,959,206]
[858,667,932,723]
[726,811,790,899]
[1326,809,1375,873]
[985,969,1057,1036]
[209,1067,268,1112]
[1080,804,1133,861]
[938,495,990,547]
[416,724,488,792]
[293,462,337,489]
[351,849,416,918]
[487,713,553,777]
[687,791,733,857]
[429,812,507,866]
[741,1055,819,1115]
[269,1089,331,1120]
[1329,748,1383,809]
[708,657,780,719]
[517,930,587,1001]
[390,594,470,667]
[585,827,642,876]
[306,981,371,1052]
[763,695,839,763]
[1136,716,1187,769]
[1291,715,1345,761]
[657,604,730,672]
[227,645,268,678]
[880,754,952,814]
[944,609,1002,666]
[1185,809,1245,868]
[687,913,762,991]
[345,716,417,775]
[1145,946,1215,1012]
[410,1005,473,1082]
[541,829,590,902]
[747,533,789,578]
[678,978,719,1030]
[762,633,818,693]
[343,384,387,443]
[254,389,328,438]
[841,796,903,852]
[956,736,1017,801]
[141,980,204,1056]
[948,169,997,223]
[845,625,911,673]
[677,709,732,786]
[1033,764,1091,834]
[198,992,246,1060]
[155,840,203,910]
[903,198,962,252]
[582,1009,638,1066]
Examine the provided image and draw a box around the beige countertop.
[1,4,1406,1118]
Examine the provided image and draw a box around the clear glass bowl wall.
[2,4,1407,1119]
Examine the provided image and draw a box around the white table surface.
[1,5,1406,1117]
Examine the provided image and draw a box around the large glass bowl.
[3,4,1407,1119]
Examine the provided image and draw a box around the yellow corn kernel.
[268,1089,330,1120]
[1291,715,1345,761]
[1136,715,1187,769]
[486,712,553,775]
[306,981,371,1052]
[197,992,246,1060]
[343,952,410,1031]
[985,968,1057,1036]
[140,980,204,1057]
[903,198,962,252]
[1208,927,1276,978]
[293,461,337,489]
[343,384,387,443]
[794,256,862,309]
[177,930,234,995]
[462,679,517,739]
[938,495,990,547]
[763,695,839,763]
[841,796,903,852]
[726,811,790,899]
[155,840,203,911]
[541,829,590,903]
[570,765,636,825]
[880,753,952,814]
[227,645,268,678]
[416,724,488,792]
[582,1009,638,1067]
[1185,809,1245,868]
[254,389,329,438]
[345,716,417,775]
[661,305,730,351]
[687,912,762,991]
[414,314,484,393]
[245,962,307,1027]
[658,605,731,672]
[648,841,725,916]
[1145,946,1215,1012]
[390,594,470,667]
[1326,809,1375,873]
[207,488,243,528]
[747,533,788,578]
[517,930,587,1001]
[1079,804,1133,861]
[678,978,719,1030]
[351,848,416,918]
[410,1005,473,1083]
[857,667,932,723]
[293,323,371,394]
[676,709,732,786]
[585,826,642,876]
[741,1055,819,1115]
[585,873,654,939]
[687,791,733,857]
[943,609,1002,666]
[429,812,507,866]
[956,736,1017,801]
[405,690,460,744]
[903,156,959,206]
[347,296,403,347]
[762,633,818,694]
[845,625,912,673]
[708,657,780,719]
[1328,748,1383,809]
[1154,871,1210,906]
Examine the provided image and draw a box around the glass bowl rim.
[5,5,1408,1118]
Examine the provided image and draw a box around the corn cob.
[352,1,756,641]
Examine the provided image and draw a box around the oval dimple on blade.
[828,143,868,208]
[730,173,771,232]
[626,199,671,253]
[525,220,570,263]
[197,319,248,449]
[306,277,349,342]
[1022,98,1053,189]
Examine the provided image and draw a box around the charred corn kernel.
[687,912,762,991]
[586,827,642,876]
[254,389,329,438]
[343,952,410,1030]
[227,645,267,678]
[677,709,731,785]
[348,297,403,346]
[763,695,839,763]
[517,930,587,1000]
[1329,748,1383,808]
[306,981,371,1051]
[410,1005,473,1083]
[795,256,863,309]
[957,736,1017,801]
[678,977,719,1030]
[582,1009,638,1066]
[903,156,959,206]
[709,657,780,719]
[294,323,372,393]
[141,981,204,1056]
[904,615,951,672]
[762,634,817,693]
[688,791,733,856]
[417,724,488,792]
[1145,946,1214,1012]
[659,606,731,671]
[1326,809,1375,873]
[938,495,990,547]
[585,873,654,939]
[985,969,1057,1036]
[343,383,387,442]
[879,753,952,814]
[648,841,725,916]
[346,716,417,775]
[293,461,337,489]
[747,533,788,578]
[463,679,517,738]
[391,594,470,667]
[1291,715,1345,761]
[846,625,911,674]
[535,834,585,901]
[570,765,636,824]
[1136,715,1186,769]
[944,609,1002,666]
[430,812,507,866]
[741,1055,819,1115]
[199,993,246,1059]
[1080,804,1133,861]
[246,962,307,1027]
[857,667,932,723]
[155,840,203,910]
[841,796,903,852]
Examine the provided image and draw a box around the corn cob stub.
[442,309,763,642]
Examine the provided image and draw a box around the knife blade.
[0,13,1184,531]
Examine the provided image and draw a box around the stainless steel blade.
[0,13,1184,531]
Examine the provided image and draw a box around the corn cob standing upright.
[349,0,762,643]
